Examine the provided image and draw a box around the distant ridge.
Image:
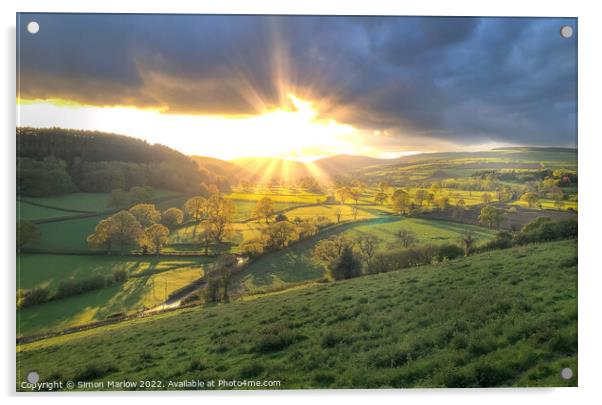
[314,154,395,175]
[190,155,245,178]
[492,146,577,153]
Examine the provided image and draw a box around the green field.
[18,254,202,293]
[17,240,577,389]
[17,256,215,336]
[285,204,376,222]
[35,216,108,252]
[17,200,75,221]
[20,190,180,213]
[229,187,326,203]
[229,199,305,222]
[237,216,496,294]
[19,193,111,212]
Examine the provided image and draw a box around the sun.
[17,94,362,162]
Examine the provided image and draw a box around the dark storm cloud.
[17,13,577,146]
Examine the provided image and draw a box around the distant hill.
[190,156,246,178]
[314,154,395,175]
[492,146,577,153]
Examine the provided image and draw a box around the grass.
[228,187,326,204]
[284,204,376,222]
[229,199,305,222]
[17,257,214,336]
[35,215,108,252]
[342,217,496,248]
[17,240,577,389]
[237,216,496,294]
[19,190,179,213]
[19,193,112,212]
[17,200,74,221]
[17,254,203,293]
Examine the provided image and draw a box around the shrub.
[321,330,345,348]
[482,231,514,251]
[274,213,289,222]
[238,361,264,378]
[331,246,362,280]
[239,238,265,258]
[55,275,107,299]
[315,215,334,229]
[516,218,577,244]
[435,244,464,261]
[112,268,129,283]
[253,325,298,353]
[73,363,118,381]
[371,245,440,273]
[17,287,50,308]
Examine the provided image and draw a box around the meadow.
[18,256,213,336]
[236,216,496,294]
[17,240,577,389]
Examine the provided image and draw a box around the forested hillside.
[17,127,232,196]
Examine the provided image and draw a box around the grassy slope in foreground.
[18,240,577,389]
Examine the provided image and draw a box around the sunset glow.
[17,95,379,161]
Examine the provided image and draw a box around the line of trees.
[87,204,171,255]
[312,216,577,281]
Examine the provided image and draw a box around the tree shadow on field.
[17,276,154,336]
[236,216,404,292]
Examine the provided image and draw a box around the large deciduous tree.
[206,194,236,243]
[107,188,130,208]
[520,192,539,208]
[254,197,275,223]
[87,210,143,255]
[391,189,411,215]
[261,221,299,249]
[17,221,41,251]
[374,191,388,205]
[313,234,354,269]
[335,186,353,204]
[184,196,208,237]
[478,205,506,229]
[129,203,161,227]
[395,229,417,248]
[144,224,170,256]
[459,231,477,256]
[129,186,154,203]
[357,235,378,268]
[161,207,184,229]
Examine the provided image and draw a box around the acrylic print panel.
[16,14,577,391]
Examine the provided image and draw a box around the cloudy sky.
[17,14,577,160]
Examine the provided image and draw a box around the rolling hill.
[314,154,395,175]
[190,156,248,179]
